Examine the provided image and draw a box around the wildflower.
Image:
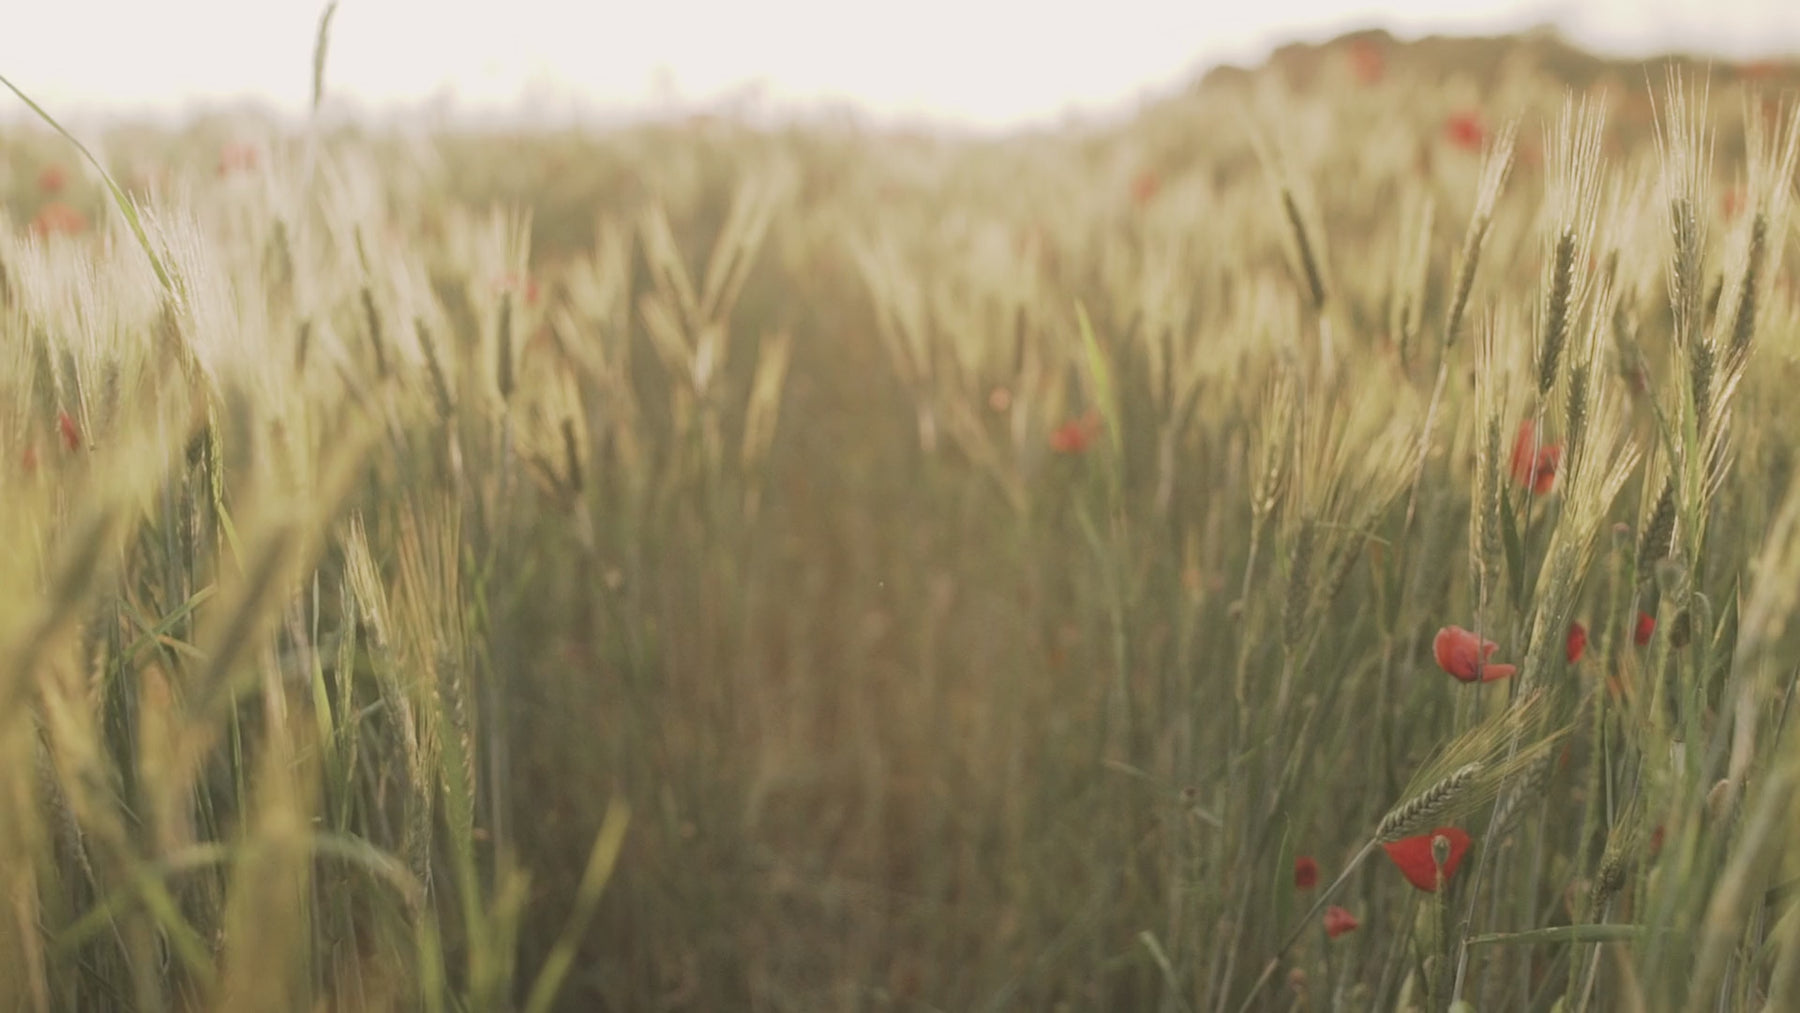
[1049,419,1092,454]
[1445,111,1487,152]
[1722,187,1745,222]
[497,272,541,305]
[38,164,67,194]
[1131,169,1161,207]
[217,142,259,177]
[1509,420,1561,495]
[1382,827,1472,892]
[1742,60,1782,82]
[1635,611,1655,646]
[1349,39,1385,85]
[29,202,88,238]
[1294,855,1319,890]
[1434,625,1517,682]
[21,445,38,473]
[1323,905,1360,938]
[1049,409,1103,455]
[987,386,1012,413]
[1566,622,1588,663]
[58,412,81,452]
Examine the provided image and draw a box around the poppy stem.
[1233,839,1377,1013]
[1429,855,1450,1012]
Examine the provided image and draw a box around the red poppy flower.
[1049,409,1103,454]
[1382,827,1472,892]
[1635,611,1655,646]
[58,412,81,452]
[217,142,259,177]
[1349,40,1385,85]
[1294,855,1319,890]
[1049,420,1090,454]
[497,272,541,305]
[1722,187,1746,222]
[1566,622,1588,663]
[1324,905,1359,938]
[21,445,38,473]
[1509,420,1561,495]
[38,165,67,194]
[1742,60,1782,82]
[1433,625,1516,682]
[1445,111,1487,152]
[1131,169,1161,207]
[29,202,88,238]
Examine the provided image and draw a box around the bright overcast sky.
[2,0,1799,129]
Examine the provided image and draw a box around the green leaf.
[1075,301,1122,461]
[1499,491,1527,610]
[55,846,228,987]
[523,799,632,1013]
[122,584,218,663]
[1466,924,1646,946]
[1137,931,1192,1013]
[1706,581,1739,709]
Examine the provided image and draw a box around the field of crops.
[5,28,1800,1012]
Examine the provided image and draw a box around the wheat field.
[5,28,1800,1013]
